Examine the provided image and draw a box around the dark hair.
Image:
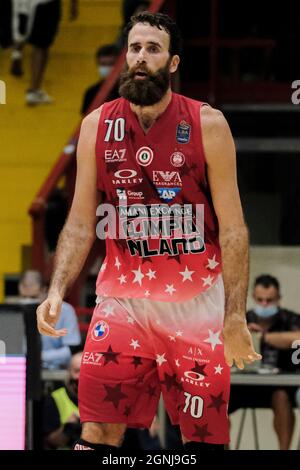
[254,274,280,292]
[96,44,119,58]
[123,12,182,56]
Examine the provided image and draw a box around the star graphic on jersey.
[146,384,157,398]
[132,266,144,286]
[100,262,107,272]
[115,238,128,254]
[179,266,195,282]
[175,359,181,367]
[131,356,143,369]
[206,254,219,270]
[103,383,128,409]
[129,173,157,201]
[106,159,125,175]
[103,304,115,317]
[208,392,227,413]
[204,330,222,351]
[146,268,156,280]
[137,375,144,385]
[123,405,131,417]
[201,274,214,287]
[180,161,198,179]
[127,316,135,324]
[214,364,223,375]
[118,274,127,285]
[165,284,176,295]
[160,372,179,391]
[167,254,181,264]
[168,335,176,342]
[141,256,153,265]
[192,423,213,442]
[115,256,121,270]
[130,339,141,350]
[156,353,167,366]
[175,381,184,392]
[191,361,208,377]
[178,163,190,178]
[144,290,150,297]
[100,345,121,366]
[128,126,136,141]
[175,330,183,337]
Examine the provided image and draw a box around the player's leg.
[76,296,161,451]
[74,422,126,450]
[150,275,230,451]
[271,388,295,450]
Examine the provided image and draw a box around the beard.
[118,59,171,106]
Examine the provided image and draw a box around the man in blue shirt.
[18,270,81,368]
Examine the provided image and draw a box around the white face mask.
[98,65,113,78]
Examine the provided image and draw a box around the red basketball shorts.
[79,274,230,444]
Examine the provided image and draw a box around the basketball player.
[37,12,261,452]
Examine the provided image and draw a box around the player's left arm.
[201,105,261,369]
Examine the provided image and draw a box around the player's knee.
[82,422,127,446]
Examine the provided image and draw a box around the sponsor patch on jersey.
[112,169,143,185]
[105,148,127,163]
[153,170,182,186]
[117,188,144,200]
[176,121,191,144]
[170,151,185,167]
[136,146,154,166]
[92,320,110,342]
[82,351,103,366]
[156,187,181,202]
[116,188,127,200]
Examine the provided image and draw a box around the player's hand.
[222,315,262,369]
[36,294,67,337]
[149,416,160,438]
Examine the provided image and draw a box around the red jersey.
[94,92,221,302]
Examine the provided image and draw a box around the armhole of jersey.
[95,103,105,192]
[199,102,210,187]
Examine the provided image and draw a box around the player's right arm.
[37,108,102,337]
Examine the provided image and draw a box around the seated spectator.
[81,44,119,115]
[229,274,300,450]
[43,352,82,449]
[18,270,81,369]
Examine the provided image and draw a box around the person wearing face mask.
[43,352,82,449]
[17,270,81,369]
[229,274,300,450]
[80,44,119,116]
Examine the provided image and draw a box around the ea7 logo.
[153,171,182,186]
[82,351,103,365]
[105,149,126,162]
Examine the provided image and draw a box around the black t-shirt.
[43,395,61,436]
[246,308,300,371]
[81,80,120,115]
[43,388,78,436]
